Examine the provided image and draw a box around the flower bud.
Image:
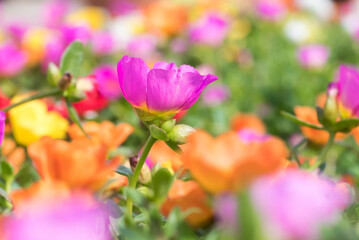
[161,119,176,133]
[323,83,339,123]
[167,124,195,145]
[129,155,151,184]
[58,72,72,91]
[47,63,62,86]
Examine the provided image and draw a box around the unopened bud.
[129,155,151,184]
[161,119,176,133]
[58,72,72,91]
[47,63,61,86]
[167,124,195,145]
[324,83,339,123]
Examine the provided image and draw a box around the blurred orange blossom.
[161,180,212,228]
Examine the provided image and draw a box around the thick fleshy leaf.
[117,56,149,108]
[338,65,359,117]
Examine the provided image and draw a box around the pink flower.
[42,34,66,71]
[5,23,27,43]
[117,56,218,119]
[0,43,27,77]
[170,38,187,53]
[4,195,112,240]
[189,13,229,47]
[202,84,230,106]
[256,0,288,21]
[92,32,115,55]
[43,0,70,28]
[297,44,330,69]
[330,65,359,118]
[251,170,352,240]
[237,129,270,144]
[214,194,238,232]
[126,35,157,59]
[60,25,92,46]
[94,65,122,100]
[0,112,5,146]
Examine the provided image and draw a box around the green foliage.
[59,41,84,78]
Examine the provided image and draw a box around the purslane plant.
[117,55,217,221]
[282,65,359,172]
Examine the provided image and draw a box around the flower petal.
[338,65,359,117]
[153,61,178,71]
[146,69,218,113]
[117,55,150,108]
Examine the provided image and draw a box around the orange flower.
[230,113,266,133]
[11,181,71,211]
[161,180,212,228]
[1,138,25,173]
[144,1,188,36]
[181,130,288,193]
[147,141,184,172]
[294,106,329,145]
[68,121,134,150]
[316,92,327,108]
[27,137,120,191]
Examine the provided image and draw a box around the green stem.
[126,135,157,222]
[1,89,62,112]
[310,132,336,171]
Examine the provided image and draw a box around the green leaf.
[65,99,90,138]
[124,187,145,206]
[238,192,263,240]
[116,165,133,178]
[0,187,10,202]
[59,41,84,78]
[149,124,169,141]
[281,111,324,130]
[165,141,183,154]
[0,161,13,182]
[331,118,359,133]
[152,168,174,204]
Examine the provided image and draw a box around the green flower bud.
[323,86,339,124]
[167,124,195,145]
[161,119,176,133]
[47,62,61,86]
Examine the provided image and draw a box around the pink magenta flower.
[237,129,270,144]
[43,0,70,28]
[297,44,330,69]
[117,56,218,118]
[331,65,359,118]
[0,43,27,77]
[92,31,115,55]
[189,13,229,47]
[4,196,112,240]
[214,194,238,232]
[94,65,122,100]
[202,84,230,106]
[256,0,288,20]
[60,25,92,46]
[126,35,157,59]
[0,112,5,146]
[251,170,352,240]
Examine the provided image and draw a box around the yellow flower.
[66,7,107,30]
[21,28,53,66]
[9,95,69,146]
